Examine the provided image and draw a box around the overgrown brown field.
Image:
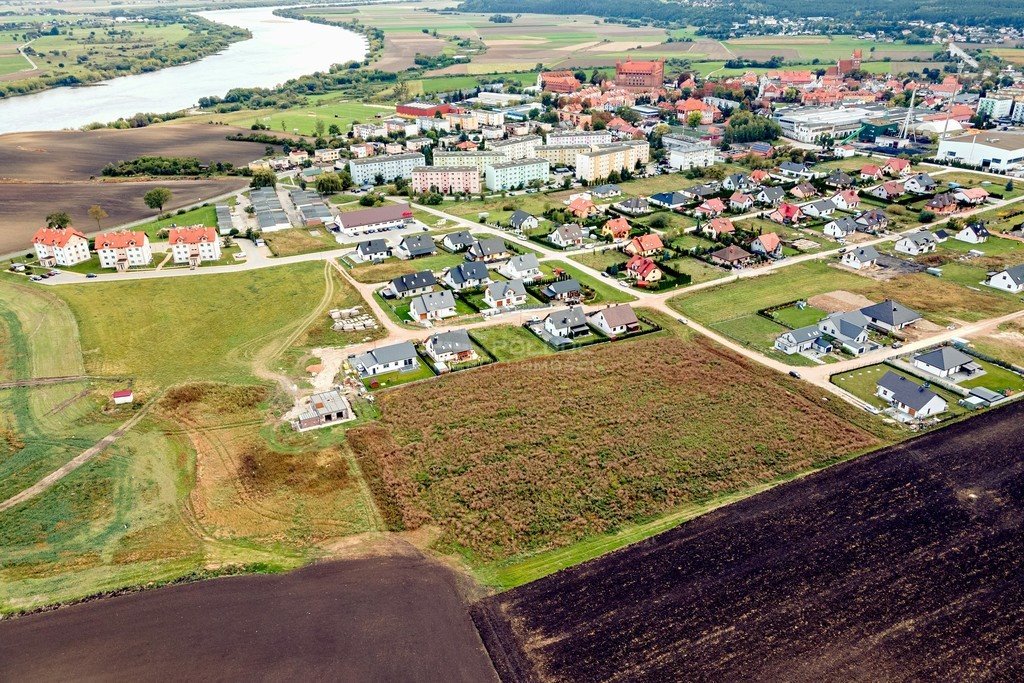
[348,335,885,562]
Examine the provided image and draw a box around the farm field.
[54,261,336,387]
[347,332,888,571]
[723,34,937,62]
[188,100,396,137]
[472,402,1024,682]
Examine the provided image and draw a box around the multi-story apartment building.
[535,144,591,167]
[167,226,221,266]
[574,141,650,182]
[94,230,152,271]
[546,130,613,147]
[473,109,505,128]
[31,227,90,267]
[348,152,425,185]
[411,166,481,195]
[488,134,542,160]
[485,158,550,191]
[663,137,717,170]
[432,150,507,174]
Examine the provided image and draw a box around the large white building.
[489,134,542,160]
[485,158,550,191]
[773,105,895,143]
[535,144,590,167]
[348,152,425,185]
[432,150,507,174]
[94,230,152,271]
[31,227,90,267]
[168,226,222,266]
[411,166,481,195]
[546,130,614,146]
[575,141,650,182]
[473,109,506,127]
[663,137,717,170]
[936,131,1024,172]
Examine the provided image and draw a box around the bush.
[918,210,936,223]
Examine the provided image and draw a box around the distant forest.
[455,0,1024,34]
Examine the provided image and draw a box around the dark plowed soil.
[473,402,1024,682]
[0,555,498,682]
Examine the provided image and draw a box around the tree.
[314,119,326,138]
[250,168,277,189]
[315,172,343,195]
[686,111,703,128]
[328,123,341,136]
[87,204,108,229]
[45,211,71,229]
[143,188,172,212]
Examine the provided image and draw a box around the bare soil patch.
[474,401,1024,682]
[376,33,447,72]
[808,289,876,312]
[0,555,498,682]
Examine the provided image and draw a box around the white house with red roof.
[168,226,221,266]
[95,230,152,271]
[31,227,90,267]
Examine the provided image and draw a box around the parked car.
[789,371,802,379]
[86,273,98,279]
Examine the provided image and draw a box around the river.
[0,8,368,135]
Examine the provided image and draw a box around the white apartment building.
[94,230,152,271]
[575,141,650,182]
[31,227,90,267]
[433,150,508,174]
[546,130,614,146]
[348,152,425,185]
[535,144,590,167]
[977,95,1016,120]
[474,109,506,127]
[411,166,481,194]
[664,138,717,170]
[417,116,452,133]
[351,123,387,139]
[168,226,222,266]
[489,134,542,160]
[485,158,550,191]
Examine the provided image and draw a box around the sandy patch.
[808,290,876,313]
[556,41,602,52]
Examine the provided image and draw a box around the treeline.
[455,0,1024,33]
[101,156,236,177]
[723,111,782,144]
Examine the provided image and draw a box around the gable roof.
[592,304,639,329]
[358,341,417,367]
[545,305,587,329]
[901,231,937,247]
[411,289,456,313]
[95,230,146,249]
[168,226,217,245]
[860,299,922,327]
[449,261,490,284]
[428,329,472,354]
[470,237,508,256]
[400,233,436,255]
[505,253,540,272]
[755,232,782,252]
[630,233,664,252]
[32,227,87,248]
[486,278,526,299]
[626,254,661,278]
[390,270,437,293]
[444,230,475,247]
[356,238,390,255]
[996,263,1024,286]
[877,371,943,412]
[509,210,535,228]
[545,278,582,296]
[847,245,880,262]
[913,346,974,372]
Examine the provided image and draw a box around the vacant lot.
[1,555,497,682]
[0,124,270,182]
[473,401,1024,682]
[971,320,1024,369]
[0,178,246,254]
[348,334,884,565]
[191,100,396,138]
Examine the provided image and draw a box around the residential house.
[705,217,736,239]
[467,237,512,263]
[818,311,872,354]
[649,191,690,210]
[568,197,599,219]
[775,325,832,355]
[876,371,947,419]
[168,226,221,266]
[292,390,352,431]
[395,234,437,260]
[730,191,755,211]
[441,231,476,252]
[425,329,477,364]
[769,203,804,225]
[926,193,959,215]
[824,216,859,240]
[757,187,786,206]
[549,224,585,248]
[592,184,623,199]
[750,232,783,259]
[602,217,631,241]
[803,199,837,218]
[625,255,663,284]
[31,227,90,267]
[624,233,664,257]
[484,279,528,309]
[750,169,771,184]
[985,264,1024,293]
[860,164,884,182]
[883,157,911,177]
[509,210,539,233]
[695,197,726,218]
[841,245,879,270]
[444,261,491,290]
[953,187,989,205]
[543,306,590,339]
[825,169,854,189]
[871,181,905,202]
[790,182,818,200]
[895,231,938,255]
[385,270,437,299]
[830,189,861,211]
[613,197,651,215]
[410,290,458,322]
[905,173,938,195]
[499,253,542,281]
[587,304,640,336]
[710,245,754,267]
[351,341,420,377]
[722,173,753,191]
[354,239,391,263]
[854,209,889,233]
[543,278,583,302]
[860,299,922,332]
[954,223,990,244]
[95,230,152,271]
[683,183,721,202]
[778,161,815,180]
[912,346,981,379]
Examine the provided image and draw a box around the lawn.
[361,363,436,390]
[569,249,627,272]
[771,303,829,329]
[347,333,890,568]
[472,324,555,362]
[831,364,966,415]
[263,228,339,257]
[348,252,464,284]
[55,261,336,387]
[936,171,1023,200]
[547,261,637,304]
[958,358,1024,394]
[661,257,729,285]
[133,205,218,241]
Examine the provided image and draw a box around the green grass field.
[771,303,828,329]
[193,100,396,137]
[472,324,555,362]
[55,262,333,387]
[547,261,637,304]
[349,252,464,284]
[958,358,1024,394]
[133,205,218,241]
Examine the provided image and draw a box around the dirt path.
[0,375,95,389]
[0,397,158,513]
